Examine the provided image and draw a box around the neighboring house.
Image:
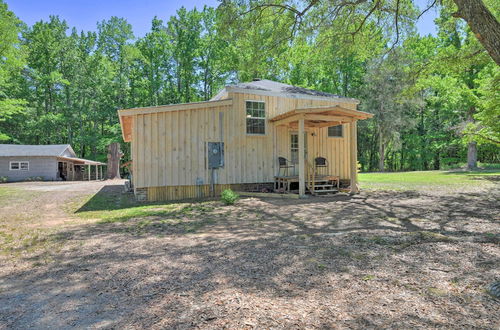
[118,79,373,201]
[0,144,106,182]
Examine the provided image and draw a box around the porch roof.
[57,156,106,166]
[269,105,373,127]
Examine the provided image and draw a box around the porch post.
[95,164,98,180]
[88,165,91,181]
[100,165,103,180]
[349,120,359,194]
[298,115,306,197]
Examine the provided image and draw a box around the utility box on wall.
[207,142,224,169]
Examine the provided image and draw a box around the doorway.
[290,132,308,175]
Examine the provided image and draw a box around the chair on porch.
[275,157,296,192]
[313,156,340,192]
[278,156,295,177]
[314,157,328,176]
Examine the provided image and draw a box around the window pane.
[328,125,343,137]
[10,162,19,170]
[246,101,265,119]
[20,162,29,170]
[291,150,298,164]
[246,101,252,115]
[246,118,265,134]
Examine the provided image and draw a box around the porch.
[270,105,373,197]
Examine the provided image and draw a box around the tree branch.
[417,0,437,20]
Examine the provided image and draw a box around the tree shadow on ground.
[74,184,198,213]
[1,186,499,328]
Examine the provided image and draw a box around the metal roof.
[57,156,106,166]
[0,144,75,157]
[211,79,359,103]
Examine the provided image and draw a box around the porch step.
[313,189,338,194]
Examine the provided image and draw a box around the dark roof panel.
[226,79,355,100]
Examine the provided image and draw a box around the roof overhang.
[269,105,373,128]
[57,156,106,166]
[117,99,233,142]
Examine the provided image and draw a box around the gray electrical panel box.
[207,142,224,169]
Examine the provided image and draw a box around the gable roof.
[0,144,76,157]
[211,79,359,103]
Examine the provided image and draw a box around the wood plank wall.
[131,92,357,190]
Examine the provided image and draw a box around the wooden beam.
[298,116,305,197]
[269,110,297,122]
[313,121,346,128]
[295,105,373,119]
[303,114,353,122]
[272,113,302,126]
[296,105,342,112]
[350,121,359,194]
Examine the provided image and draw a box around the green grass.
[359,169,500,191]
[72,191,218,235]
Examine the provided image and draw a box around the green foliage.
[0,1,26,141]
[221,189,239,205]
[24,176,43,181]
[0,176,7,183]
[0,1,497,171]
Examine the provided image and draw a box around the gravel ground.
[0,180,499,329]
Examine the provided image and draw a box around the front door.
[290,132,308,175]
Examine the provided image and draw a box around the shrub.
[0,176,7,183]
[221,189,239,205]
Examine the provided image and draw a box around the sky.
[6,0,438,37]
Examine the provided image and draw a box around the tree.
[0,1,26,141]
[225,0,500,65]
[451,0,500,65]
[361,50,420,171]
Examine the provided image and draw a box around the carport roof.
[57,156,106,166]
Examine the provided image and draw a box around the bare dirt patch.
[0,180,499,329]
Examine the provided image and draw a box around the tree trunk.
[378,132,385,172]
[467,141,478,170]
[107,142,123,179]
[452,0,500,65]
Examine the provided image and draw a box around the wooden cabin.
[118,79,373,201]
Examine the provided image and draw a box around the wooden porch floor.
[274,174,340,195]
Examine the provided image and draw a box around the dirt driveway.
[0,180,499,329]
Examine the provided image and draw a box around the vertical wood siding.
[132,93,357,189]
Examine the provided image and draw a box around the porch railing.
[306,160,316,194]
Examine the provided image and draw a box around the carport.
[56,156,106,181]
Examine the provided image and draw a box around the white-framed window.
[246,100,266,135]
[328,124,343,138]
[10,161,29,171]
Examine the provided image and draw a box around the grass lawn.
[359,169,500,191]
